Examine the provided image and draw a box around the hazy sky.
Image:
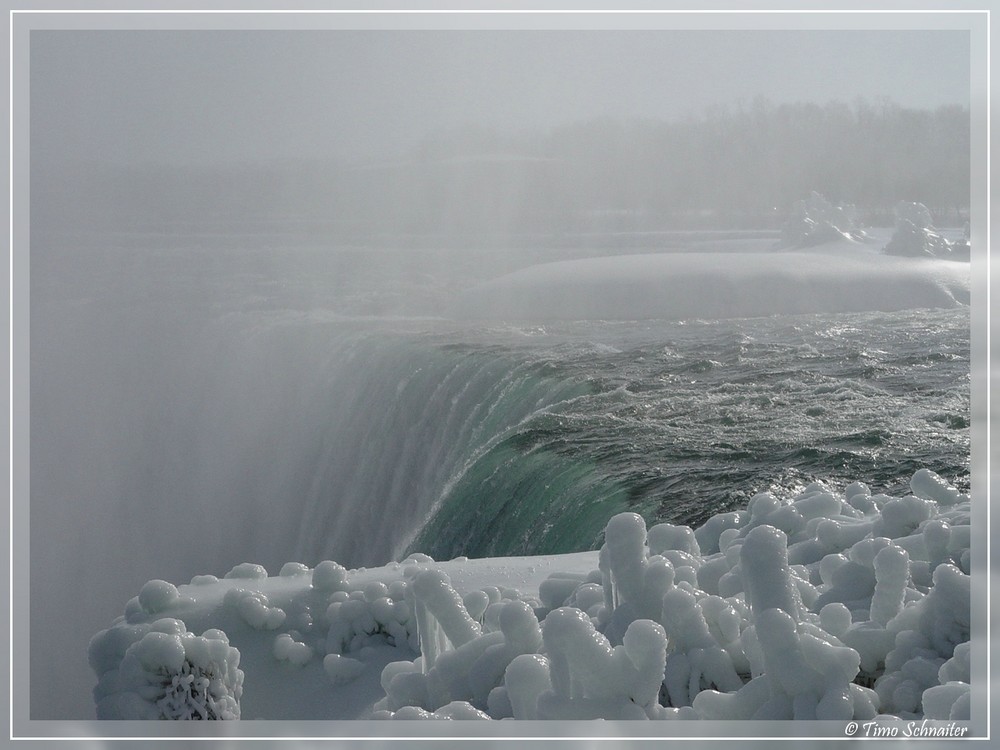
[31,29,970,168]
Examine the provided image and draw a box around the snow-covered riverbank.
[89,469,970,724]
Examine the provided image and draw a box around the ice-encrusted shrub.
[598,512,682,644]
[89,468,971,723]
[660,586,743,707]
[871,561,971,716]
[224,562,269,580]
[273,631,314,666]
[921,641,971,720]
[324,578,417,656]
[695,607,878,720]
[411,569,482,668]
[223,588,286,630]
[532,608,669,719]
[375,574,542,714]
[542,468,966,721]
[89,618,242,720]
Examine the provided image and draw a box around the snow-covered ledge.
[88,469,970,722]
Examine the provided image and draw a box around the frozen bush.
[886,563,970,657]
[910,469,964,506]
[938,641,970,684]
[325,587,415,655]
[922,681,970,720]
[504,653,552,719]
[752,608,874,720]
[694,511,748,555]
[223,563,268,580]
[137,580,180,615]
[648,523,701,557]
[411,569,481,669]
[90,619,242,720]
[223,588,286,630]
[660,587,742,706]
[870,545,910,626]
[88,468,972,723]
[873,496,936,539]
[273,632,313,666]
[601,512,648,609]
[312,560,351,593]
[740,525,800,618]
[279,562,310,577]
[532,607,668,719]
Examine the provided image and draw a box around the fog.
[34,99,970,241]
[32,30,969,169]
[24,25,975,725]
[32,30,970,237]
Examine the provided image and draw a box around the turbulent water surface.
[29,233,970,717]
[405,308,970,561]
[31,235,971,570]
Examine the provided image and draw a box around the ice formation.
[88,618,243,719]
[223,588,287,631]
[883,201,967,260]
[90,469,971,722]
[780,191,869,248]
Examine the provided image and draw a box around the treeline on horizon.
[33,98,970,237]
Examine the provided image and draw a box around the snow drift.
[89,468,971,723]
[453,247,969,322]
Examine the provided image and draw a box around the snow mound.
[90,469,971,722]
[453,248,969,322]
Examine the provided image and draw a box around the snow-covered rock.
[780,191,869,248]
[883,201,963,259]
